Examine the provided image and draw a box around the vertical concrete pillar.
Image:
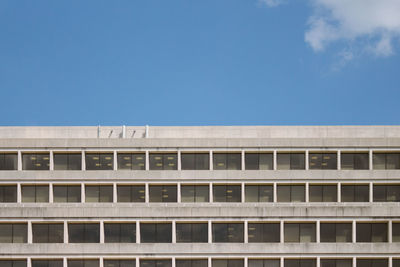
[172,221,176,243]
[113,150,117,171]
[316,220,320,243]
[305,150,309,170]
[18,150,22,171]
[136,221,141,244]
[171,257,176,267]
[208,257,212,267]
[389,220,393,243]
[337,150,341,170]
[27,220,32,244]
[244,220,248,243]
[99,257,104,267]
[305,182,309,203]
[273,183,277,203]
[177,150,181,171]
[280,221,284,243]
[63,257,67,267]
[337,183,341,203]
[241,182,245,203]
[17,183,22,203]
[49,150,54,171]
[113,183,117,203]
[100,221,104,243]
[369,182,373,203]
[64,221,68,244]
[145,184,149,203]
[244,257,248,267]
[352,257,356,267]
[352,221,356,243]
[145,151,150,171]
[273,150,277,170]
[208,221,212,243]
[209,151,213,171]
[280,258,284,267]
[369,150,373,170]
[177,183,181,203]
[27,258,32,267]
[81,151,86,171]
[49,183,53,203]
[389,257,393,267]
[316,257,320,267]
[81,183,85,203]
[209,183,213,203]
[136,258,140,267]
[241,150,245,170]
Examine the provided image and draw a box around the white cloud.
[260,0,283,7]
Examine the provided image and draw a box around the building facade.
[1,126,400,267]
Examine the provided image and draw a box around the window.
[104,223,136,243]
[176,223,208,243]
[309,153,337,170]
[245,153,273,170]
[248,260,280,267]
[176,260,208,267]
[68,223,100,243]
[0,153,17,170]
[284,260,316,267]
[373,185,400,202]
[181,153,210,170]
[356,259,388,267]
[320,260,352,267]
[0,260,26,267]
[32,223,63,243]
[277,185,305,202]
[140,260,171,267]
[284,223,316,243]
[0,223,27,243]
[117,153,145,170]
[85,153,113,170]
[245,185,273,202]
[149,185,177,202]
[21,185,49,203]
[393,223,400,242]
[104,260,135,267]
[373,153,400,169]
[309,185,337,202]
[341,185,369,202]
[22,153,50,170]
[320,223,352,242]
[212,223,244,243]
[149,153,177,170]
[32,260,63,267]
[213,185,241,202]
[68,260,99,267]
[53,185,81,203]
[0,185,17,202]
[393,260,400,267]
[181,185,209,202]
[356,223,387,242]
[54,153,81,170]
[117,185,145,202]
[341,153,369,170]
[212,259,244,267]
[277,153,305,170]
[248,223,280,243]
[213,153,241,170]
[85,185,113,202]
[140,223,172,243]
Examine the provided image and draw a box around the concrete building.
[1,125,400,267]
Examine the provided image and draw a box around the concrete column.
[305,150,309,170]
[171,257,176,267]
[18,150,22,171]
[177,150,181,170]
[99,257,104,267]
[145,151,149,171]
[172,221,176,243]
[27,221,32,244]
[280,221,284,243]
[64,221,68,243]
[27,258,31,267]
[177,183,181,203]
[113,150,117,170]
[244,220,248,243]
[136,258,140,267]
[100,221,104,243]
[316,257,320,267]
[49,183,54,203]
[273,150,277,170]
[241,182,245,203]
[316,220,320,243]
[81,151,86,171]
[305,182,309,203]
[241,150,245,170]
[208,258,212,267]
[17,183,22,203]
[49,150,54,171]
[63,257,67,267]
[244,257,248,267]
[208,221,212,243]
[113,183,117,203]
[337,183,341,202]
[389,257,393,267]
[81,183,85,203]
[389,220,393,243]
[209,183,213,203]
[369,182,373,203]
[352,257,356,267]
[273,183,277,203]
[209,151,213,170]
[352,221,356,243]
[136,221,141,244]
[280,258,284,267]
[337,150,341,170]
[369,150,373,170]
[145,184,149,203]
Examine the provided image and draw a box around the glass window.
[0,260,26,267]
[32,260,63,267]
[245,185,273,202]
[117,153,145,170]
[245,153,273,170]
[68,260,99,267]
[284,259,316,267]
[277,185,305,202]
[320,260,352,267]
[53,185,81,203]
[117,185,145,202]
[0,153,18,170]
[22,153,50,170]
[213,185,241,202]
[284,223,316,243]
[140,260,171,267]
[176,223,208,243]
[212,223,244,243]
[309,153,337,170]
[21,185,49,203]
[248,260,280,267]
[149,153,177,170]
[373,153,400,170]
[248,223,280,243]
[176,260,208,267]
[0,224,27,243]
[356,223,387,242]
[393,223,400,242]
[212,259,244,267]
[341,153,369,170]
[341,185,369,202]
[213,153,241,170]
[32,223,63,243]
[277,153,305,170]
[394,260,400,267]
[104,223,136,243]
[0,185,17,202]
[149,185,177,202]
[104,260,135,267]
[140,223,172,243]
[85,185,113,203]
[373,185,400,202]
[356,259,388,267]
[182,153,210,170]
[54,153,81,170]
[309,185,337,202]
[181,185,209,202]
[85,153,113,170]
[320,223,352,242]
[68,223,100,243]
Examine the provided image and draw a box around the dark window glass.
[341,153,369,170]
[21,185,49,203]
[22,153,50,170]
[245,153,273,170]
[182,153,210,170]
[277,153,305,170]
[149,185,177,202]
[140,223,172,243]
[213,185,241,202]
[104,260,135,267]
[85,185,113,202]
[212,223,244,243]
[393,223,400,242]
[320,223,352,242]
[341,185,369,202]
[320,259,352,267]
[32,260,63,267]
[117,185,145,202]
[0,153,18,170]
[181,185,209,202]
[176,260,208,267]
[0,260,27,267]
[393,260,400,267]
[0,224,27,243]
[213,153,241,170]
[284,259,316,267]
[248,260,280,267]
[277,185,305,202]
[212,259,244,267]
[176,223,208,243]
[356,259,388,267]
[54,153,81,170]
[149,153,177,170]
[140,260,171,267]
[0,185,17,202]
[245,185,273,202]
[356,223,387,242]
[117,153,145,170]
[85,153,113,170]
[309,153,337,170]
[373,153,400,170]
[53,185,81,203]
[68,223,100,243]
[284,223,316,243]
[32,223,63,243]
[68,260,99,267]
[248,223,280,243]
[373,185,400,202]
[309,185,337,202]
[104,223,136,243]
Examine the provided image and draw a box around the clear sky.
[0,0,399,126]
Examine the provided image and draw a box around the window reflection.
[85,185,113,203]
[139,260,171,267]
[68,223,100,243]
[356,259,388,267]
[21,185,49,203]
[245,153,273,170]
[320,259,352,267]
[0,223,27,243]
[117,185,145,202]
[176,223,208,243]
[212,223,244,243]
[248,260,280,267]
[68,260,99,267]
[373,185,400,202]
[0,260,27,267]
[277,185,305,202]
[356,223,387,242]
[0,153,18,170]
[393,223,400,242]
[284,223,315,243]
[213,185,241,202]
[212,259,244,267]
[149,153,177,170]
[213,153,241,170]
[181,185,209,202]
[32,223,63,243]
[176,260,208,267]
[277,153,305,170]
[284,259,316,267]
[22,153,50,170]
[320,223,352,242]
[373,153,400,170]
[54,153,81,170]
[341,153,369,170]
[117,153,145,170]
[53,185,81,203]
[181,153,209,170]
[104,223,136,243]
[0,185,17,203]
[104,260,135,267]
[341,185,369,202]
[32,260,63,267]
[245,185,273,202]
[309,153,337,170]
[140,223,172,243]
[85,153,113,170]
[309,185,337,202]
[248,223,280,243]
[149,185,177,202]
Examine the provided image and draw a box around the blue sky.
[0,0,399,126]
